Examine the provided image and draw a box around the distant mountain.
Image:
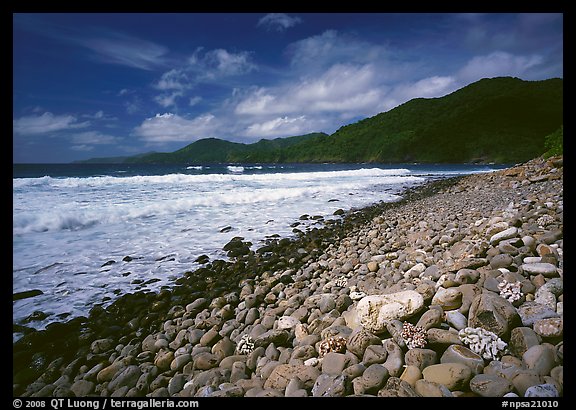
[77,77,563,165]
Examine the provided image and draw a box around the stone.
[377,377,419,397]
[431,287,462,310]
[517,302,559,326]
[490,227,518,245]
[469,374,514,397]
[445,310,467,330]
[355,291,424,332]
[467,292,521,339]
[414,379,453,397]
[263,364,321,390]
[321,352,349,375]
[533,318,563,338]
[277,315,300,330]
[415,308,443,330]
[311,374,349,397]
[399,365,422,386]
[422,363,473,391]
[70,380,95,397]
[346,327,381,358]
[108,365,141,392]
[440,344,485,374]
[509,327,542,357]
[522,344,557,376]
[362,344,388,366]
[404,348,438,371]
[524,383,560,397]
[521,263,557,277]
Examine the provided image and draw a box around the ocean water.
[13,162,506,337]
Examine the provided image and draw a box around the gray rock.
[377,377,419,397]
[522,344,558,376]
[415,308,443,331]
[362,344,388,366]
[353,363,389,395]
[524,383,560,397]
[469,374,514,397]
[321,352,349,375]
[533,318,563,338]
[346,327,381,358]
[263,364,320,390]
[404,348,438,371]
[311,373,349,397]
[517,302,559,326]
[512,370,546,396]
[108,365,141,392]
[509,327,542,357]
[521,263,557,277]
[467,292,521,338]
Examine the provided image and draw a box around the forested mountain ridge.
[77,77,563,164]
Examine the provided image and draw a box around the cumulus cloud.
[152,48,257,109]
[245,116,310,137]
[155,69,192,91]
[154,91,184,108]
[132,113,219,143]
[13,112,89,135]
[286,30,389,73]
[458,51,544,82]
[235,63,384,117]
[257,13,302,32]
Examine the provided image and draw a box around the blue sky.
[13,13,563,163]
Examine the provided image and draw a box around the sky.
[12,12,563,163]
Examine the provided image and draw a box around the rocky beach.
[13,155,563,398]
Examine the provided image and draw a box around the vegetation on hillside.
[78,77,563,165]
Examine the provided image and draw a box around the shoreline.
[13,155,563,398]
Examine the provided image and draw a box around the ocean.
[13,162,507,339]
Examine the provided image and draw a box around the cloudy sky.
[13,13,563,163]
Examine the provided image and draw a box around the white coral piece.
[236,334,255,355]
[537,214,555,228]
[401,322,427,349]
[498,280,523,303]
[458,327,508,360]
[334,276,348,287]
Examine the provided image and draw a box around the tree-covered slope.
[280,77,563,163]
[77,77,563,165]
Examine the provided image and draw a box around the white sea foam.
[15,164,473,335]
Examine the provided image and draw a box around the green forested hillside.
[280,77,563,163]
[80,77,563,164]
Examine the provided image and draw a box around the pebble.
[12,155,563,398]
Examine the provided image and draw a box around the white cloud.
[189,96,202,106]
[245,116,310,137]
[80,33,167,71]
[458,51,544,82]
[155,69,192,91]
[154,91,184,108]
[133,113,219,143]
[152,48,257,102]
[257,13,302,32]
[71,130,119,145]
[192,48,257,80]
[235,63,384,117]
[381,76,457,110]
[13,112,89,135]
[287,30,389,72]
